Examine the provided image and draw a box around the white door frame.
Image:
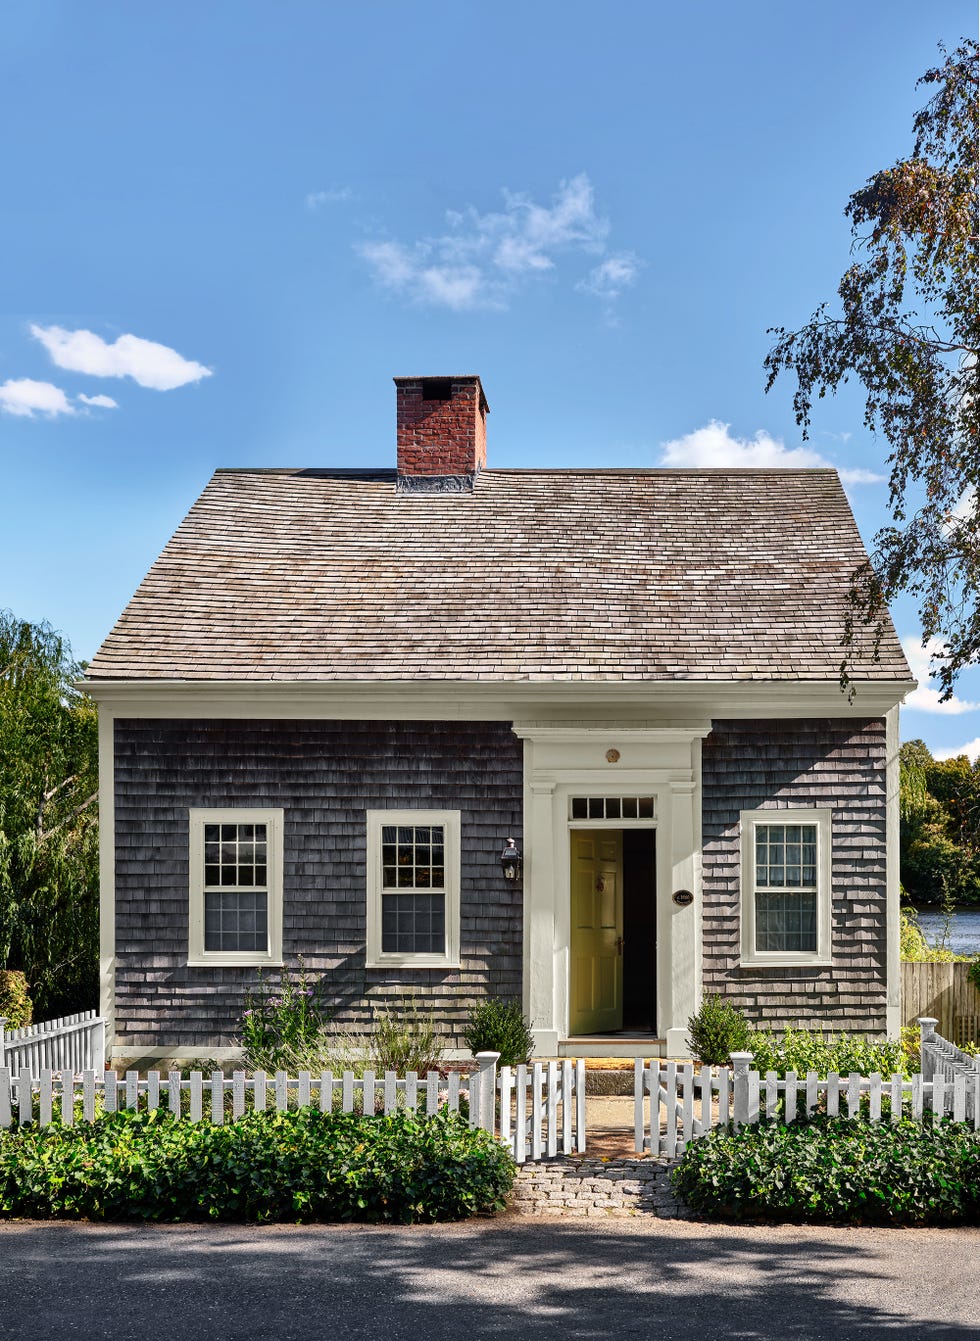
[512,723,709,1056]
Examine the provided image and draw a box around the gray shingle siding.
[701,718,888,1035]
[113,719,523,1052]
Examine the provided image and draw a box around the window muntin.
[203,822,269,953]
[740,809,831,966]
[569,796,656,820]
[754,822,818,954]
[366,810,460,968]
[189,809,283,966]
[380,823,447,954]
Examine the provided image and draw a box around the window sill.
[365,956,460,971]
[186,958,284,969]
[739,956,833,970]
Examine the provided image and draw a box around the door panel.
[570,830,623,1034]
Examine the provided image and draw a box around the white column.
[97,710,116,1055]
[664,779,699,1057]
[525,776,559,1055]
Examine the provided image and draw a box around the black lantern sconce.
[499,838,522,883]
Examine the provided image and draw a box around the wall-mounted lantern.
[499,838,522,882]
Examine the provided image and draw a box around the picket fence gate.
[0,1051,586,1165]
[634,1019,980,1156]
[0,1010,105,1075]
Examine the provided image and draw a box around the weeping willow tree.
[0,612,98,1018]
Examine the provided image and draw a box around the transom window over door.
[188,808,283,966]
[740,808,832,966]
[366,810,460,969]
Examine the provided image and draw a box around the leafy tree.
[765,40,979,698]
[0,612,98,1016]
[900,737,980,907]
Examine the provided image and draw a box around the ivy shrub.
[671,1116,980,1225]
[0,1106,514,1223]
[0,970,32,1027]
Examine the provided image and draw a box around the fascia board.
[77,677,916,720]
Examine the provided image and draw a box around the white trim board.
[80,677,914,721]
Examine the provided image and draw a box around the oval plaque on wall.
[672,889,694,907]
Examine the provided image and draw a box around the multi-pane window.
[188,809,283,965]
[753,823,818,953]
[366,810,460,967]
[381,824,446,954]
[203,823,269,953]
[740,808,831,965]
[569,796,656,820]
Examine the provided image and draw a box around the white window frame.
[188,808,284,967]
[365,809,461,970]
[739,807,833,967]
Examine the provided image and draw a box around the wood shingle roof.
[85,466,910,683]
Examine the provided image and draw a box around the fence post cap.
[729,1051,754,1064]
[917,1017,939,1026]
[474,1051,500,1064]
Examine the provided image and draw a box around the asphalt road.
[1,1217,977,1340]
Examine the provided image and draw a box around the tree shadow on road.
[1,1215,977,1340]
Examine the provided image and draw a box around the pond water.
[911,907,980,956]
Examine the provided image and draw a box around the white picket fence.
[635,1019,980,1156]
[919,1016,980,1089]
[0,1010,105,1075]
[0,1050,586,1164]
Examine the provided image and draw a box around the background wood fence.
[902,962,980,1042]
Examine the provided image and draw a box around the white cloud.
[901,636,980,714]
[77,392,118,409]
[660,420,828,469]
[306,187,353,209]
[30,325,212,391]
[658,421,887,487]
[357,174,635,311]
[838,466,886,485]
[934,737,980,762]
[577,253,642,302]
[0,378,75,418]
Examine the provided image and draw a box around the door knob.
[615,936,625,955]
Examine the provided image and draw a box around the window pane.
[756,890,817,953]
[571,797,587,819]
[381,892,446,954]
[755,824,817,890]
[204,890,268,952]
[622,797,638,818]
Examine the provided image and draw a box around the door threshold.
[557,1035,665,1059]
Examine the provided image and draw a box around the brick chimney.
[394,375,489,492]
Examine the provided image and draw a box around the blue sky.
[1,1,976,754]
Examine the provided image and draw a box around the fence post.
[918,1017,939,1082]
[474,1051,499,1135]
[730,1051,753,1128]
[0,1017,6,1070]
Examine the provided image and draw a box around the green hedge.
[0,1106,515,1223]
[671,1116,980,1225]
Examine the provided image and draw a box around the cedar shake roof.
[86,467,910,683]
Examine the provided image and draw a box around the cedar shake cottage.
[84,376,915,1062]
